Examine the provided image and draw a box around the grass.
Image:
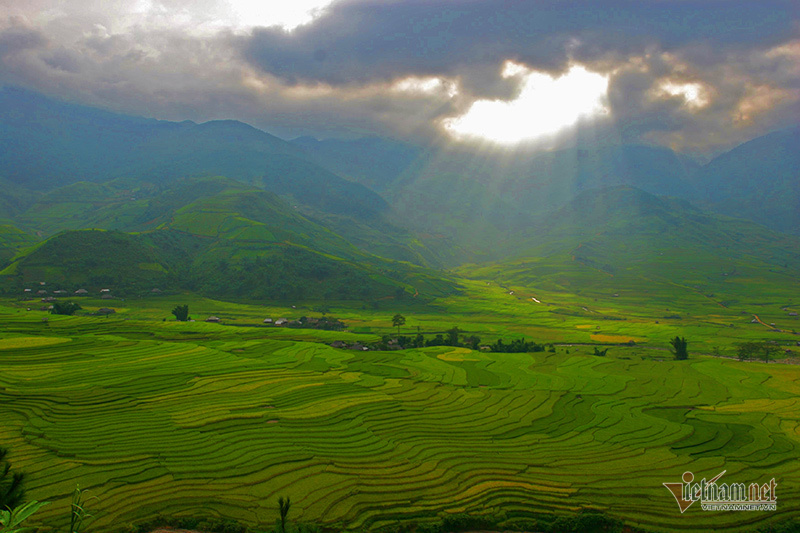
[0,280,799,533]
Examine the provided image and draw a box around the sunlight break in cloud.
[226,0,335,30]
[391,76,458,97]
[443,63,609,144]
[659,81,710,109]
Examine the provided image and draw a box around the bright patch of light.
[392,76,458,97]
[501,61,528,78]
[660,81,709,109]
[443,64,609,144]
[226,0,335,30]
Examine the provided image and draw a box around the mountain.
[692,125,800,235]
[292,136,425,193]
[462,186,800,306]
[380,143,698,263]
[0,87,387,221]
[0,177,458,301]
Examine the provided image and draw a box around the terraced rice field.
[1,311,799,532]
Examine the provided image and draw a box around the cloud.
[0,19,47,57]
[236,0,800,151]
[241,0,799,89]
[0,0,796,154]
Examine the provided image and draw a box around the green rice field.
[1,289,799,532]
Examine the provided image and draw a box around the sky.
[0,0,798,155]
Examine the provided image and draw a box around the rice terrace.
[2,276,800,533]
[1,2,800,533]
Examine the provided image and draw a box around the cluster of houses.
[202,316,345,331]
[23,286,116,300]
[262,317,289,326]
[329,341,370,351]
[327,339,405,351]
[21,284,121,314]
[203,317,295,325]
[23,286,163,299]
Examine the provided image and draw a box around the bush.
[51,301,82,316]
[0,447,25,509]
[548,510,623,533]
[171,304,190,321]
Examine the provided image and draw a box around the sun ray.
[443,64,610,145]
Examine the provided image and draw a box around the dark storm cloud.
[0,21,47,57]
[242,0,799,89]
[0,0,796,154]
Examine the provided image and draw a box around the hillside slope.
[0,87,386,220]
[462,186,800,307]
[693,125,800,235]
[2,179,458,300]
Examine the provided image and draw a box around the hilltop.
[0,177,458,301]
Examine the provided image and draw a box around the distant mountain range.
[459,185,800,310]
[692,125,799,235]
[292,126,798,246]
[0,87,385,220]
[0,86,796,303]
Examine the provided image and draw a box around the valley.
[0,87,798,533]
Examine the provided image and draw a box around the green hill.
[14,174,439,267]
[1,179,459,300]
[0,229,172,289]
[0,224,38,266]
[460,186,800,307]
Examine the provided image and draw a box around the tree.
[670,336,689,360]
[391,314,406,335]
[736,341,780,363]
[761,343,781,363]
[465,335,481,351]
[737,341,760,361]
[278,496,291,533]
[413,333,425,348]
[51,301,81,316]
[593,347,609,357]
[0,447,24,509]
[445,326,462,346]
[171,304,190,321]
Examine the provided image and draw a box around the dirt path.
[752,314,777,330]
